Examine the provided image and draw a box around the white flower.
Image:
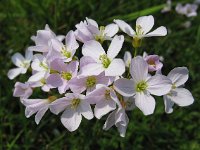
[28,54,49,82]
[81,35,125,76]
[114,15,167,39]
[22,96,57,124]
[8,49,33,80]
[114,56,172,115]
[29,24,64,53]
[47,30,79,62]
[176,3,198,17]
[50,93,93,132]
[163,67,194,113]
[75,18,119,43]
[161,0,172,13]
[103,96,135,137]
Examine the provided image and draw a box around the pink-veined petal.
[114,78,135,97]
[147,74,172,96]
[80,63,104,76]
[66,30,79,51]
[130,56,148,83]
[167,67,189,87]
[35,106,48,125]
[79,100,94,120]
[168,88,194,106]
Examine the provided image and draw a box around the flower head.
[114,56,171,115]
[8,49,33,80]
[50,93,93,132]
[163,67,194,113]
[81,35,125,76]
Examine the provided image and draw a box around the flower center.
[136,81,148,92]
[40,78,46,85]
[86,76,96,88]
[61,47,71,58]
[99,54,111,68]
[39,62,48,70]
[136,25,144,36]
[71,98,81,109]
[61,72,72,80]
[172,83,176,89]
[20,61,30,68]
[95,26,105,43]
[147,59,156,67]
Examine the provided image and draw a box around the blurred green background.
[1,0,200,149]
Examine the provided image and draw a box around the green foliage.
[1,0,200,149]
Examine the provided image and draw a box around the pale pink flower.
[13,82,33,99]
[28,24,64,53]
[114,15,167,39]
[22,96,57,124]
[144,55,163,72]
[50,93,93,132]
[81,35,125,76]
[164,67,194,113]
[176,3,198,17]
[114,56,171,115]
[7,49,33,80]
[75,18,119,43]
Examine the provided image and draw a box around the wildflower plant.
[8,15,194,137]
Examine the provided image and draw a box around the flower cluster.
[8,15,194,137]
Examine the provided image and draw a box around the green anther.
[86,76,96,88]
[61,72,72,80]
[172,84,176,89]
[50,69,59,74]
[71,98,81,109]
[61,47,71,58]
[136,81,148,92]
[136,25,144,36]
[105,90,111,100]
[99,54,111,68]
[48,96,57,103]
[40,78,46,84]
[20,61,29,68]
[95,26,105,44]
[39,62,48,70]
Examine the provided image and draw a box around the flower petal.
[147,74,172,96]
[107,35,124,60]
[105,59,125,76]
[114,19,135,36]
[114,78,135,97]
[11,53,25,67]
[136,15,154,34]
[163,95,174,114]
[46,74,63,87]
[79,100,94,120]
[104,23,119,37]
[95,100,116,119]
[130,56,148,83]
[82,40,105,62]
[168,88,194,106]
[80,63,104,76]
[25,49,33,61]
[144,26,167,37]
[167,67,189,87]
[35,106,48,125]
[66,30,79,51]
[103,110,116,130]
[7,68,23,80]
[28,71,46,82]
[61,107,82,132]
[135,92,155,115]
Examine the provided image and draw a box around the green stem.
[134,47,138,57]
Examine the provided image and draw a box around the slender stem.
[134,47,138,57]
